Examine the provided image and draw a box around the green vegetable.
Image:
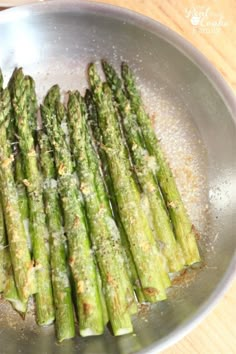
[0,199,7,293]
[14,153,31,251]
[38,130,75,341]
[6,69,31,252]
[3,266,27,314]
[102,61,185,272]
[67,91,134,335]
[85,89,145,302]
[80,90,140,309]
[96,267,109,326]
[0,69,3,91]
[24,75,38,132]
[0,198,27,314]
[41,85,104,336]
[11,69,54,325]
[89,64,170,303]
[0,72,29,313]
[0,88,36,306]
[121,63,200,265]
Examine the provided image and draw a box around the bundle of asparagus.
[121,63,200,265]
[10,69,55,326]
[38,131,75,341]
[102,61,185,273]
[67,91,135,334]
[41,86,105,337]
[0,87,36,311]
[0,62,200,342]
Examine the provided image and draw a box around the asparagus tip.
[121,62,130,78]
[102,82,112,95]
[101,59,108,69]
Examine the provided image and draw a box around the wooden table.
[92,2,236,353]
[1,1,236,353]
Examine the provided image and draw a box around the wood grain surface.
[1,1,236,353]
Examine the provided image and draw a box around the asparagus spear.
[0,191,27,314]
[11,69,54,325]
[85,89,145,302]
[0,198,7,293]
[6,70,32,252]
[0,196,27,313]
[67,91,134,334]
[24,75,37,131]
[89,64,170,302]
[0,69,3,91]
[77,92,138,312]
[38,131,75,341]
[3,266,28,314]
[0,88,36,305]
[96,267,109,326]
[0,75,28,311]
[121,63,200,265]
[14,153,31,251]
[102,61,185,273]
[41,85,104,336]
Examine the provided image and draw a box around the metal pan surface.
[0,1,235,353]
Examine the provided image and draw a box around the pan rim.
[0,1,235,353]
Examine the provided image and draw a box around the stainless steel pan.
[0,1,236,353]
